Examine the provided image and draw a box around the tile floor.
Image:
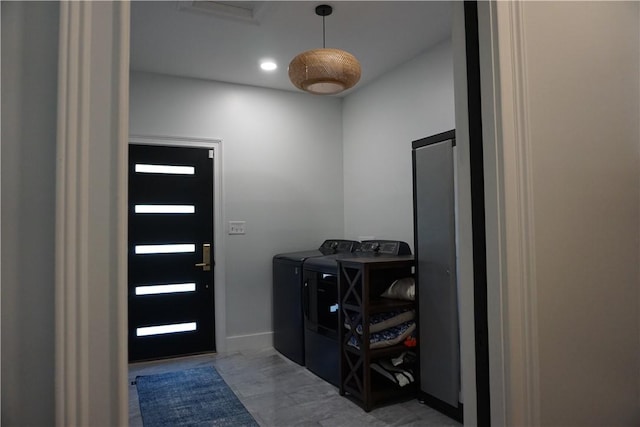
[129,347,461,427]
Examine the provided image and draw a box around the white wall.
[342,40,455,245]
[1,1,59,425]
[130,40,457,350]
[525,3,640,424]
[129,72,344,346]
[483,1,640,425]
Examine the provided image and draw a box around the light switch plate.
[229,221,246,235]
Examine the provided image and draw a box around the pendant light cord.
[316,5,332,48]
[322,15,326,48]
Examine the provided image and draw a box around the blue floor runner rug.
[136,366,259,427]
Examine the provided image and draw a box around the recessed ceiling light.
[260,61,277,71]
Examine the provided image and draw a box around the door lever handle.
[195,243,211,271]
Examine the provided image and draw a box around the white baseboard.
[225,332,274,352]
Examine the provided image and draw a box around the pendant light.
[288,4,361,95]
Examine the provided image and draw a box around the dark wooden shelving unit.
[337,255,417,411]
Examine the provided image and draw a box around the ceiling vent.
[176,1,268,24]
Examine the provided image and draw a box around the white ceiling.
[130,1,453,96]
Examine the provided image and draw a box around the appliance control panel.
[319,239,360,254]
[356,240,411,256]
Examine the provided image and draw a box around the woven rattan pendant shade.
[289,48,361,95]
[288,5,361,95]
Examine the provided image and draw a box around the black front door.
[128,144,215,361]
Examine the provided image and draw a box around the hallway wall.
[1,2,59,425]
[525,3,640,423]
[484,2,640,424]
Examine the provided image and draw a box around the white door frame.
[54,2,538,426]
[451,3,477,424]
[477,2,539,425]
[55,2,129,425]
[452,2,538,425]
[129,135,227,354]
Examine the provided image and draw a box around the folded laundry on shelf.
[347,321,416,350]
[344,309,415,334]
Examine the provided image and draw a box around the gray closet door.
[414,138,460,407]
